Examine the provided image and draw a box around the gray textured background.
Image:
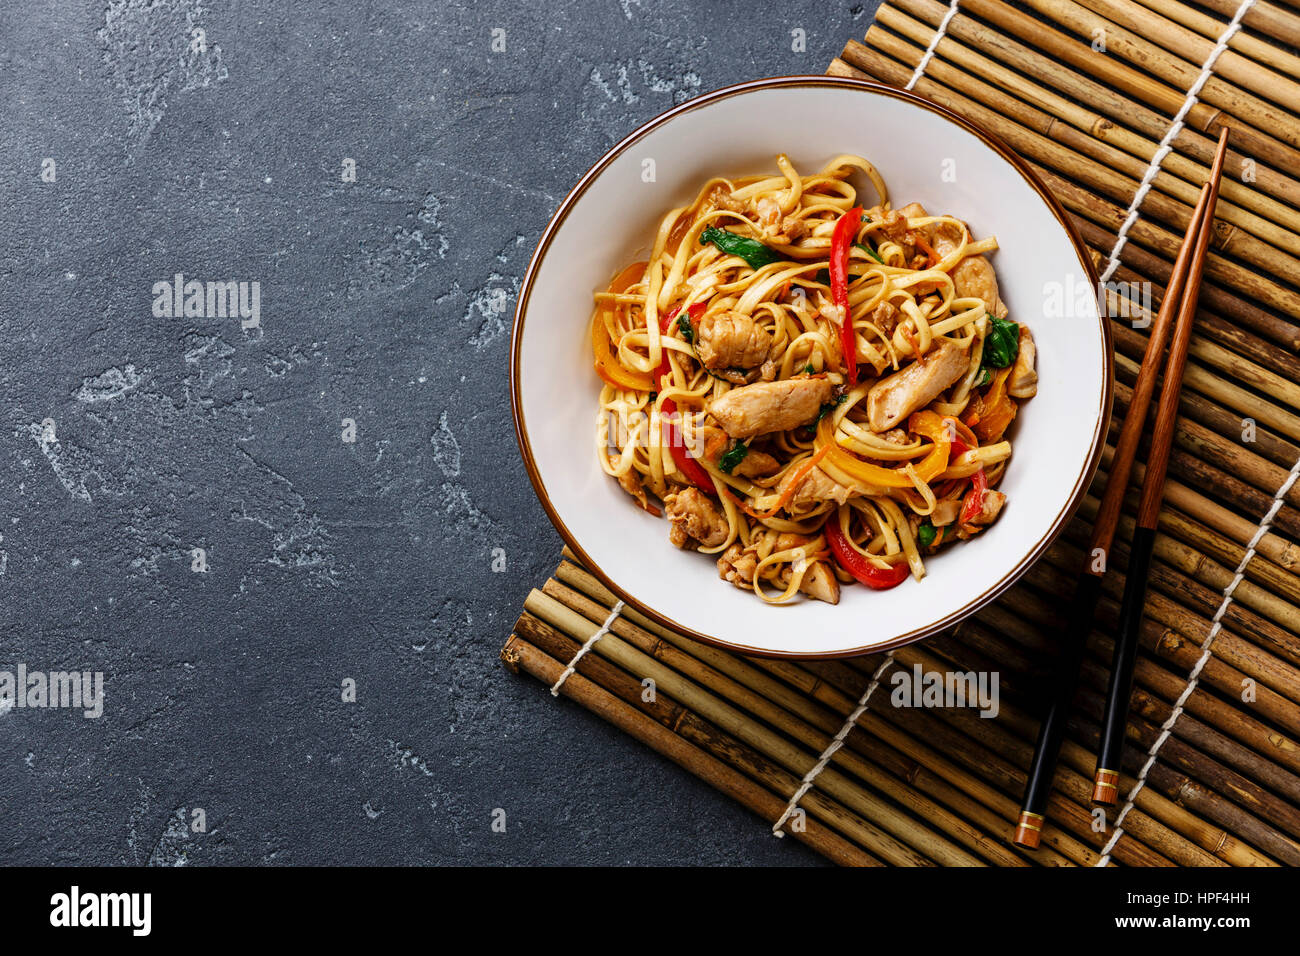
[1,0,881,865]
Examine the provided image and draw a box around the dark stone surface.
[0,0,880,865]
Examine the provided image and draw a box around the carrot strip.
[724,444,832,520]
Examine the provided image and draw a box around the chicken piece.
[664,488,728,549]
[699,425,780,478]
[708,377,834,439]
[799,562,840,605]
[778,464,859,510]
[952,256,1008,318]
[921,220,1008,318]
[870,301,900,335]
[930,498,961,527]
[770,533,840,605]
[754,196,805,244]
[866,340,970,432]
[969,489,1007,526]
[717,542,758,589]
[772,531,817,552]
[867,206,918,258]
[706,184,746,213]
[696,310,772,371]
[616,469,656,513]
[1007,326,1037,399]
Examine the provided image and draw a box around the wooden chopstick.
[1013,127,1231,846]
[1092,127,1231,806]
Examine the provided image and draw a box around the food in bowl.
[591,153,1038,605]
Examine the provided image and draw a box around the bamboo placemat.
[503,0,1300,866]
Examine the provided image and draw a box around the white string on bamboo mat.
[1091,0,1259,866]
[1096,0,1256,287]
[1096,451,1300,865]
[772,652,897,837]
[905,0,961,90]
[550,600,624,696]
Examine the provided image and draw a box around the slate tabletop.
[1,0,882,865]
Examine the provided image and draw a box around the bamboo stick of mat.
[548,561,1183,867]
[872,2,1300,240]
[1025,545,1300,741]
[501,635,879,866]
[550,556,1101,865]
[1088,433,1300,609]
[1195,0,1300,43]
[537,577,1037,866]
[1079,432,1300,639]
[509,613,934,864]
[1071,214,1300,353]
[876,642,1258,865]
[1026,0,1300,136]
[1071,476,1300,649]
[1074,0,1300,110]
[974,580,1300,784]
[863,12,1300,256]
[880,0,1300,209]
[886,650,1275,865]
[1105,312,1300,447]
[1029,161,1300,327]
[827,653,1212,864]
[1106,321,1300,452]
[970,0,1300,166]
[1130,0,1300,79]
[520,589,984,865]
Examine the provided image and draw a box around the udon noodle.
[592,154,1038,605]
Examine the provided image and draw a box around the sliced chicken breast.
[708,377,833,439]
[866,340,969,432]
[1007,326,1037,399]
[695,310,772,371]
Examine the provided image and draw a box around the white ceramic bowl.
[512,76,1111,658]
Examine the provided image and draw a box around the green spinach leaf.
[718,442,749,475]
[981,315,1020,369]
[699,227,781,270]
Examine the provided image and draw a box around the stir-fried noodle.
[593,154,1038,604]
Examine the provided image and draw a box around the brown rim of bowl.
[510,74,1113,661]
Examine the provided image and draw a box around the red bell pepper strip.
[824,514,911,590]
[946,421,988,524]
[830,207,864,383]
[959,467,989,524]
[657,304,712,492]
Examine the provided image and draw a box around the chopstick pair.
[1013,128,1230,848]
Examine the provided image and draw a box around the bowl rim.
[510,74,1112,660]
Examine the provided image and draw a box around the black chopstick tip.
[1012,810,1044,849]
[1092,769,1120,806]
